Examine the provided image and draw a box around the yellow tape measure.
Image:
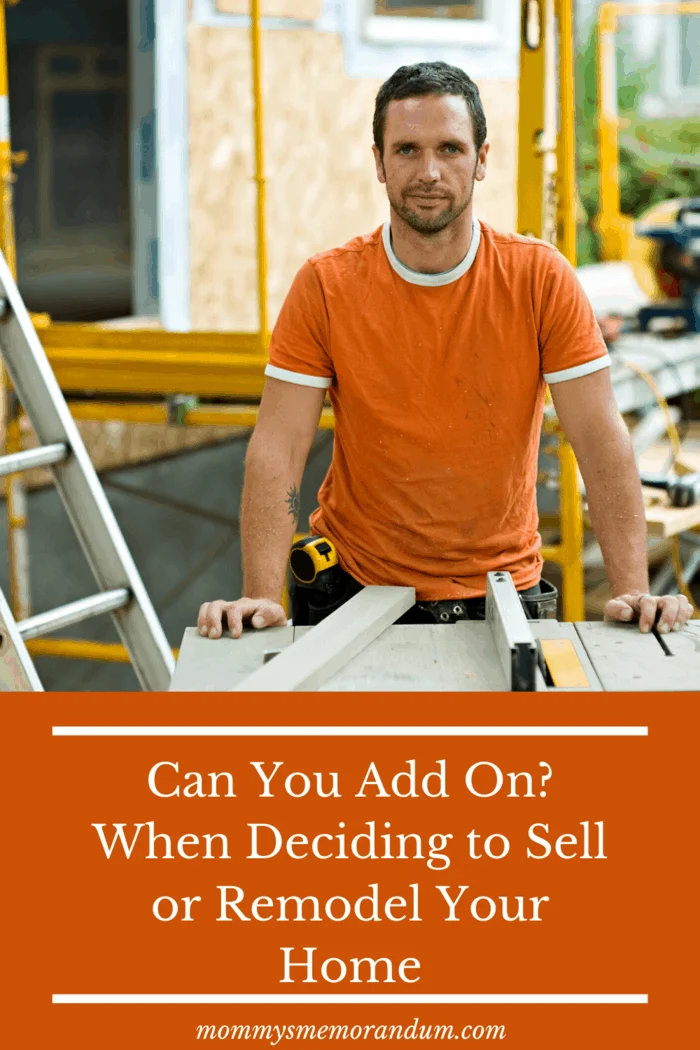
[289,536,338,585]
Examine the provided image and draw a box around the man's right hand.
[197,598,288,640]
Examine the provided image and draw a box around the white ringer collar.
[382,215,481,287]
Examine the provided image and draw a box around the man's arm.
[550,368,693,633]
[198,377,326,638]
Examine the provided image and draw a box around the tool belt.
[419,578,558,623]
[289,537,558,627]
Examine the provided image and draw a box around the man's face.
[373,94,489,235]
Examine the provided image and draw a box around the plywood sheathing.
[217,0,323,16]
[188,24,518,331]
[189,26,383,331]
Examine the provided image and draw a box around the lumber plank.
[530,621,603,691]
[170,625,295,691]
[575,621,700,691]
[320,623,507,691]
[639,492,700,538]
[234,586,415,692]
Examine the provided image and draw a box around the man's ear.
[372,144,387,185]
[475,139,490,183]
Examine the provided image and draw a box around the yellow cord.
[622,359,697,613]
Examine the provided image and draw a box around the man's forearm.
[241,436,304,601]
[580,428,649,596]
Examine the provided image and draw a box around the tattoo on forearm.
[285,484,300,525]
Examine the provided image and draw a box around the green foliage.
[575,25,700,265]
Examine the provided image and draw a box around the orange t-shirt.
[266,219,609,600]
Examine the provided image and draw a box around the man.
[198,62,693,641]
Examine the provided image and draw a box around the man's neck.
[389,206,474,275]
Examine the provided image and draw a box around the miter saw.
[635,197,700,333]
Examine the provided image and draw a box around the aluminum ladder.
[0,250,174,690]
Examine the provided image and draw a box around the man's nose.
[417,153,440,182]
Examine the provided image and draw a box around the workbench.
[171,578,700,693]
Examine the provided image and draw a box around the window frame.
[660,13,700,104]
[362,0,502,48]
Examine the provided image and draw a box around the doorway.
[7,0,157,321]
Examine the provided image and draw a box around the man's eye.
[443,145,460,154]
[398,145,414,155]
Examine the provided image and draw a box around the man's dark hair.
[373,61,487,158]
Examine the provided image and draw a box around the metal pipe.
[557,437,585,621]
[62,400,336,430]
[552,0,585,623]
[185,403,336,430]
[26,638,134,663]
[597,4,622,260]
[67,401,169,424]
[539,544,563,565]
[4,407,31,619]
[25,637,179,663]
[18,588,130,641]
[603,1,700,14]
[0,0,17,279]
[0,2,30,621]
[0,442,67,476]
[251,0,269,353]
[555,0,576,264]
[516,0,547,238]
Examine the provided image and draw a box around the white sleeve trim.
[265,364,332,389]
[544,355,611,384]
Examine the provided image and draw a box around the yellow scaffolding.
[517,0,585,622]
[597,1,700,262]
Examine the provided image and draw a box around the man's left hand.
[604,592,694,633]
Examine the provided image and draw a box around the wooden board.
[234,587,415,691]
[170,625,295,691]
[582,433,700,539]
[574,621,700,691]
[216,0,323,17]
[320,623,507,692]
[580,495,700,539]
[639,495,700,539]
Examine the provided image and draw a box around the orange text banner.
[2,693,697,1049]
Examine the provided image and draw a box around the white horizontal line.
[52,726,648,737]
[53,994,648,1005]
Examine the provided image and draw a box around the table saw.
[171,573,700,693]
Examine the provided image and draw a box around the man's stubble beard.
[386,173,476,235]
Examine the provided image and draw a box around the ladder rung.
[0,442,68,478]
[18,588,130,641]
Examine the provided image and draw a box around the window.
[680,14,700,90]
[364,0,499,47]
